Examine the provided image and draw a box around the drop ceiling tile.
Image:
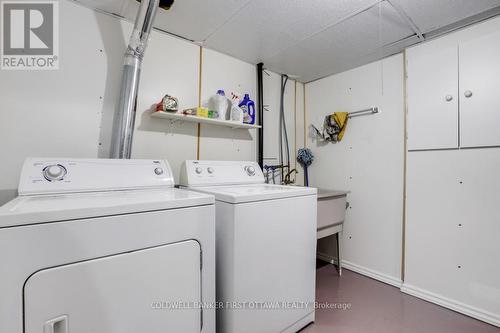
[73,0,127,15]
[73,0,500,84]
[120,0,252,42]
[265,1,415,82]
[390,0,500,33]
[204,0,379,64]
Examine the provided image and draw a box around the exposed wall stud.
[303,84,307,148]
[294,80,297,174]
[401,49,409,282]
[197,46,203,160]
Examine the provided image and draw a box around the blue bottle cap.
[217,90,225,96]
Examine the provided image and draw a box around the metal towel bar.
[348,107,379,118]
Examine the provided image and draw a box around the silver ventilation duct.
[110,0,174,159]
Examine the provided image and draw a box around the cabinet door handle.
[44,315,68,333]
[464,90,473,98]
[445,95,453,102]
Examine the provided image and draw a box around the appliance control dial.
[154,167,164,175]
[207,167,214,174]
[195,167,203,174]
[245,165,256,176]
[43,164,67,181]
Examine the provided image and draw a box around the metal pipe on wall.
[110,0,173,159]
[279,74,290,182]
[257,63,264,168]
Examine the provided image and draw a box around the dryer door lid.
[24,241,202,333]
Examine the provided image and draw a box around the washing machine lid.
[188,184,317,204]
[0,188,213,228]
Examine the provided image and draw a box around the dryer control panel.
[179,160,265,187]
[18,158,174,195]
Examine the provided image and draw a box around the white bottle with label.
[208,90,230,120]
[230,104,244,123]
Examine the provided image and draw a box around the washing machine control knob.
[245,166,256,176]
[154,167,164,175]
[43,164,67,181]
[207,167,214,174]
[195,167,203,174]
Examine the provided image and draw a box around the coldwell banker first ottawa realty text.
[1,1,59,70]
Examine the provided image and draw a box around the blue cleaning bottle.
[238,94,256,124]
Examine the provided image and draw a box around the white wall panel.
[403,16,500,326]
[281,77,296,184]
[199,48,257,161]
[263,72,281,162]
[262,72,296,184]
[306,54,405,282]
[405,149,500,326]
[0,1,261,205]
[295,82,306,186]
[0,0,109,193]
[131,30,200,183]
[0,0,200,196]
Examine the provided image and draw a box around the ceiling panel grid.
[73,0,500,81]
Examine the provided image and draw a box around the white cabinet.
[407,28,500,150]
[459,30,500,148]
[407,43,459,150]
[24,241,202,333]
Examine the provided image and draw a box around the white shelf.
[151,111,261,129]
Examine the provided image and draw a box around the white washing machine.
[180,160,317,333]
[0,158,216,333]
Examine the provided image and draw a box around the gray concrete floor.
[301,264,500,333]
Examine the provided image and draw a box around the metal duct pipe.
[110,0,174,159]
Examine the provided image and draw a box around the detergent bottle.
[238,94,255,124]
[208,89,230,120]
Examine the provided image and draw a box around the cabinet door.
[459,30,500,148]
[407,43,459,150]
[24,241,201,333]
